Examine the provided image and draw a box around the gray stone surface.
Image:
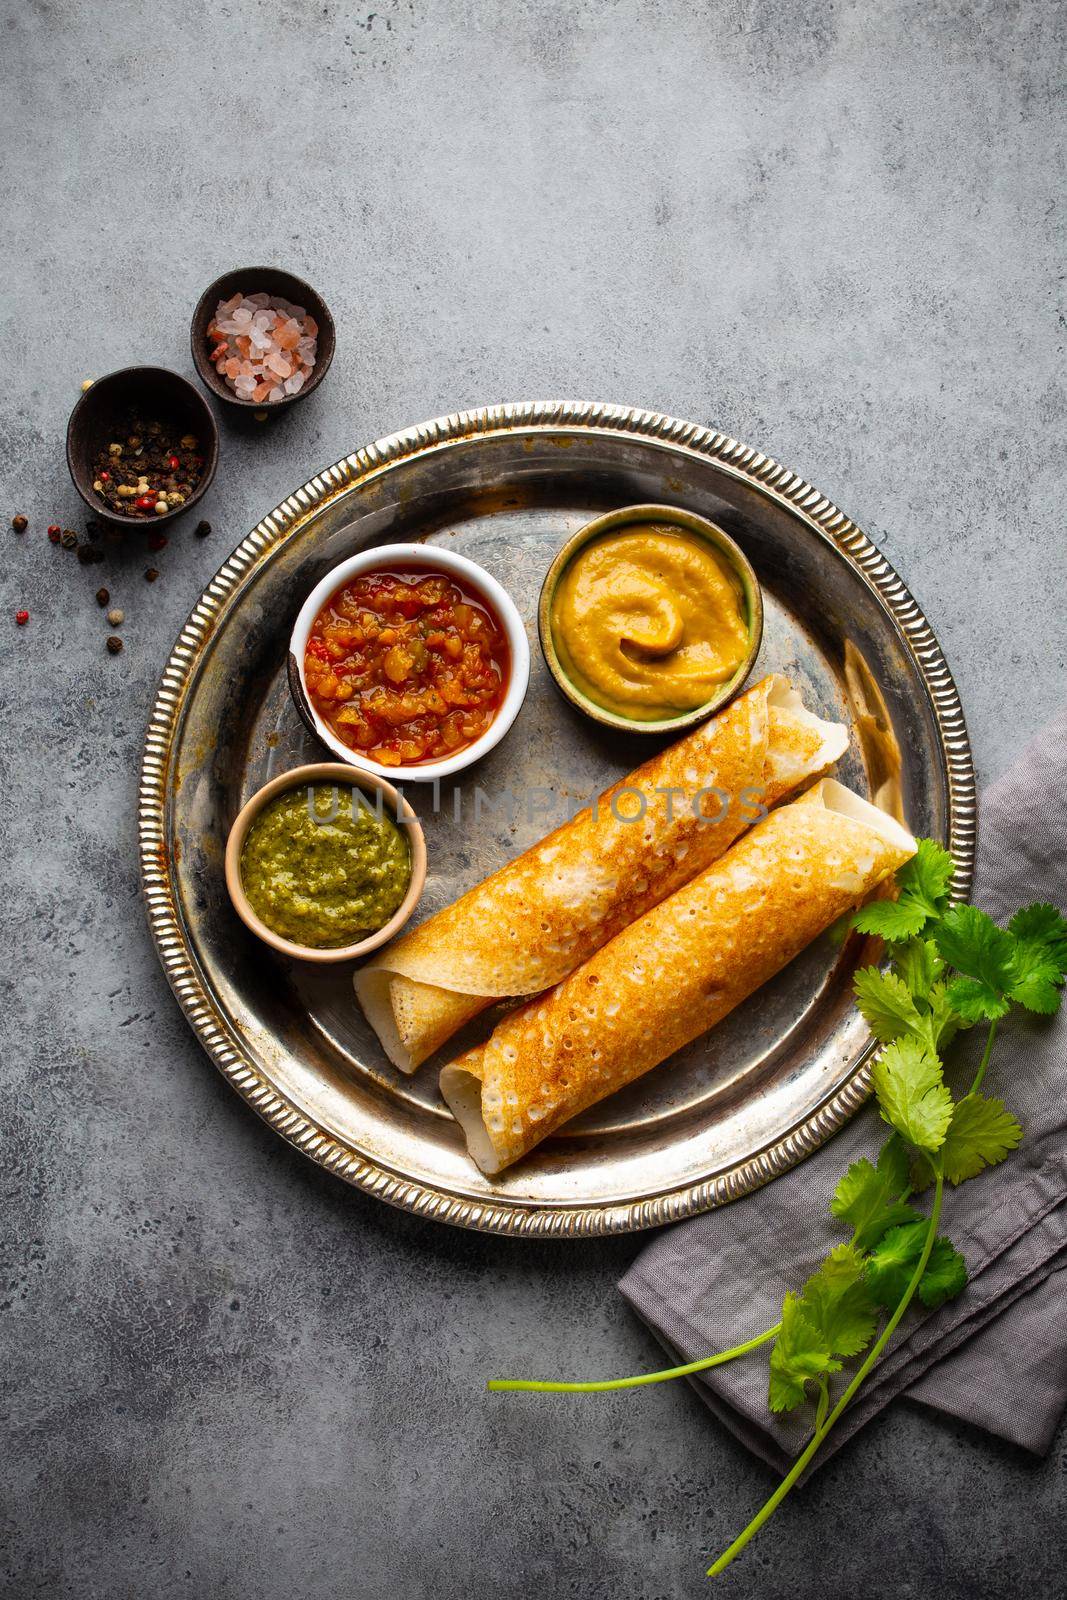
[2,1,1065,1596]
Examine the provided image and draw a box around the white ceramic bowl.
[287,543,531,782]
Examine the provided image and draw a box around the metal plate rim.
[138,400,976,1237]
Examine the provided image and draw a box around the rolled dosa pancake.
[355,676,848,1071]
[440,780,916,1174]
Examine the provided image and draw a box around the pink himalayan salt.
[207,290,319,403]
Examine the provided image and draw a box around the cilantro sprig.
[486,843,1067,1580]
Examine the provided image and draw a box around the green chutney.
[240,783,411,948]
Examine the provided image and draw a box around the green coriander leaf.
[853,968,923,1044]
[870,1038,954,1153]
[800,1245,879,1358]
[945,976,1013,1024]
[892,937,945,997]
[826,909,856,948]
[868,1222,968,1311]
[830,1139,922,1252]
[935,905,1017,994]
[1008,904,1067,968]
[923,982,965,1052]
[853,840,954,942]
[1007,963,1065,1015]
[877,1133,911,1194]
[908,1149,936,1193]
[939,1093,1023,1185]
[853,897,931,941]
[867,1221,928,1309]
[901,839,956,917]
[1005,915,1067,1013]
[917,1237,968,1308]
[768,1292,840,1414]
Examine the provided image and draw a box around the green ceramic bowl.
[538,503,763,734]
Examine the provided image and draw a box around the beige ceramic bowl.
[224,763,426,963]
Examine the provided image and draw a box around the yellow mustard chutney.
[549,525,751,720]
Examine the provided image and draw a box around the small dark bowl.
[65,367,220,529]
[190,266,335,413]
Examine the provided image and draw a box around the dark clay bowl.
[65,366,220,529]
[190,266,335,413]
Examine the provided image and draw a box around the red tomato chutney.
[303,566,511,766]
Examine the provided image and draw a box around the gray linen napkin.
[619,706,1067,1473]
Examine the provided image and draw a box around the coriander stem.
[487,1323,780,1393]
[969,1019,997,1094]
[708,1171,945,1578]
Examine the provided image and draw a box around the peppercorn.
[168,455,180,470]
[145,567,159,582]
[96,587,110,607]
[15,609,29,625]
[106,635,123,654]
[47,524,61,536]
[148,532,168,551]
[136,493,156,511]
[153,501,168,516]
[60,529,78,550]
[107,608,124,627]
[11,514,27,532]
[81,379,94,392]
[195,519,212,538]
[48,526,61,544]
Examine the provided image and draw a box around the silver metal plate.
[139,403,975,1236]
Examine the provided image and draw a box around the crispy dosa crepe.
[355,676,848,1071]
[440,780,916,1174]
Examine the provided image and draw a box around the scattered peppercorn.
[96,587,110,607]
[15,609,29,626]
[145,567,159,582]
[47,526,61,544]
[107,608,124,627]
[106,635,124,654]
[11,514,27,532]
[47,523,61,537]
[148,532,168,551]
[60,529,78,550]
[195,519,212,538]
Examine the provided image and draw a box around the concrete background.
[2,1,1065,1596]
